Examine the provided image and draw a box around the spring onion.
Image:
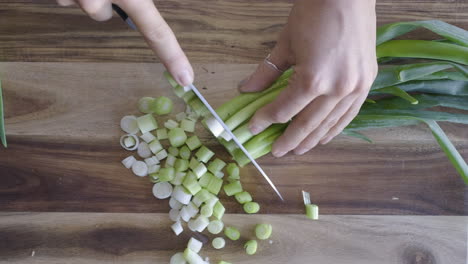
[193,163,208,178]
[218,261,231,264]
[192,215,210,232]
[140,132,156,143]
[152,182,173,199]
[158,167,175,182]
[243,202,260,214]
[188,237,203,253]
[122,155,137,169]
[138,97,155,114]
[123,136,136,148]
[150,96,173,115]
[207,220,224,234]
[234,191,252,204]
[165,119,179,129]
[137,114,158,134]
[206,176,223,195]
[186,135,202,150]
[223,181,242,196]
[244,240,258,255]
[205,195,219,208]
[170,252,186,264]
[171,172,186,186]
[192,189,211,206]
[175,159,189,172]
[224,226,240,241]
[168,146,179,157]
[144,156,159,167]
[189,157,199,170]
[183,248,205,264]
[179,146,191,160]
[204,116,224,137]
[137,142,152,158]
[195,146,215,163]
[120,115,139,134]
[171,221,183,236]
[169,196,183,210]
[183,173,202,195]
[166,154,177,167]
[212,237,225,249]
[120,134,139,151]
[148,164,160,174]
[214,171,224,179]
[149,173,159,183]
[181,119,196,133]
[169,208,180,221]
[156,128,168,140]
[169,128,187,147]
[180,207,192,222]
[207,158,226,174]
[149,139,163,154]
[176,112,187,121]
[255,224,272,240]
[212,201,225,220]
[200,204,213,217]
[131,161,148,177]
[226,163,240,180]
[302,190,319,220]
[198,173,212,188]
[155,149,168,160]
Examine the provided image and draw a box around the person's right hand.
[56,0,194,87]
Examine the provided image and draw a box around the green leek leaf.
[341,130,373,143]
[373,79,468,96]
[373,86,419,104]
[365,94,468,111]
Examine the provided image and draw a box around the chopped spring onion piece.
[219,130,232,141]
[120,134,140,151]
[176,112,187,121]
[148,164,161,174]
[218,261,231,264]
[170,252,186,264]
[173,186,192,205]
[181,119,196,133]
[188,237,203,253]
[152,182,173,199]
[166,154,177,167]
[192,197,203,208]
[155,149,168,160]
[169,208,181,222]
[175,159,189,172]
[122,156,137,169]
[137,142,152,158]
[120,115,139,134]
[243,202,260,214]
[200,204,213,217]
[165,119,179,129]
[226,163,240,180]
[179,146,191,160]
[185,202,199,218]
[171,221,183,236]
[149,173,159,183]
[213,201,225,220]
[186,135,202,150]
[207,176,223,195]
[145,156,159,167]
[156,128,168,140]
[212,237,225,249]
[137,114,158,134]
[124,136,136,148]
[192,215,210,232]
[171,172,186,186]
[207,158,226,174]
[138,97,155,114]
[183,173,202,195]
[214,171,224,179]
[224,226,240,241]
[180,207,192,222]
[148,139,163,154]
[205,115,224,137]
[168,146,179,157]
[235,191,252,204]
[207,220,224,234]
[244,240,258,255]
[169,128,187,147]
[306,204,319,220]
[132,161,148,177]
[255,224,272,240]
[158,167,175,182]
[195,146,214,163]
[140,131,156,144]
[223,180,243,196]
[188,112,199,121]
[187,219,197,231]
[198,173,212,188]
[193,163,208,178]
[150,96,173,115]
[170,197,183,210]
[205,195,219,208]
[184,248,205,264]
[189,157,199,170]
[193,189,210,205]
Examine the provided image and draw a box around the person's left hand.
[239,0,378,157]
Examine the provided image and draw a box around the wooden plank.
[0,1,466,63]
[0,212,466,264]
[0,62,467,215]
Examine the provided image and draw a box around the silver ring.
[264,54,286,73]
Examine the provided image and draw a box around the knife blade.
[112,4,137,30]
[187,84,284,201]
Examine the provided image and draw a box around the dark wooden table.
[0,1,467,263]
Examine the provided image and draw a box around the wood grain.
[0,212,466,264]
[0,0,467,63]
[0,62,467,215]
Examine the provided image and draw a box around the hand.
[239,0,378,157]
[56,0,194,86]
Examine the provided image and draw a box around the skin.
[57,0,377,157]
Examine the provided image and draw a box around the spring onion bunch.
[165,20,468,184]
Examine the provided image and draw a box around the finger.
[320,93,368,145]
[293,94,358,155]
[239,28,291,93]
[57,0,76,6]
[248,69,321,135]
[269,95,340,157]
[116,0,193,86]
[77,0,113,21]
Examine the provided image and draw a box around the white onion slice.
[120,134,140,151]
[137,142,152,158]
[121,156,136,169]
[152,182,173,199]
[120,115,139,134]
[132,161,148,177]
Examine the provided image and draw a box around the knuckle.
[145,23,171,45]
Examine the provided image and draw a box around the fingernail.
[249,125,263,135]
[295,148,307,155]
[177,70,193,86]
[272,150,286,157]
[321,136,332,145]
